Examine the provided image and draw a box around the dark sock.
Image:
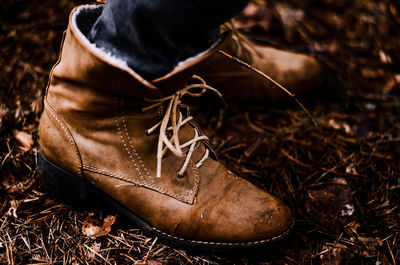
[88,0,249,80]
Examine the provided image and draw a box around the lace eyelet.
[144,129,152,136]
[176,172,185,178]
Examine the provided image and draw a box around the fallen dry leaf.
[328,119,353,134]
[345,164,358,175]
[6,199,23,218]
[379,50,392,64]
[85,242,101,260]
[13,130,33,152]
[1,172,37,194]
[381,74,400,93]
[82,213,117,238]
[320,243,348,265]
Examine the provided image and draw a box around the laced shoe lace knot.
[141,75,224,179]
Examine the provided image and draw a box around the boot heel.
[38,151,93,208]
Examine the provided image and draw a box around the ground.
[0,0,399,264]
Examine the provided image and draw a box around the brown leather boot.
[199,30,322,102]
[38,5,293,250]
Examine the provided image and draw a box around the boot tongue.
[151,31,230,95]
[147,33,230,166]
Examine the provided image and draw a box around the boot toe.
[297,55,323,91]
[253,46,322,101]
[251,197,294,241]
[190,176,294,243]
[236,187,294,242]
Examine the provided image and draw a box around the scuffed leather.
[38,4,293,243]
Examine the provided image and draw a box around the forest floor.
[1,0,399,264]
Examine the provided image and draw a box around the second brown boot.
[199,30,322,103]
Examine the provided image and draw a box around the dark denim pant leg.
[88,0,249,80]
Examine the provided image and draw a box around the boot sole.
[38,151,293,252]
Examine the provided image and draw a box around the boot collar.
[70,4,230,97]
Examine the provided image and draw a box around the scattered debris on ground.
[1,0,399,264]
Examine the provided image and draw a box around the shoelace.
[225,20,263,61]
[141,75,224,179]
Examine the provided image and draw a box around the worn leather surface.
[38,4,293,243]
[199,32,322,102]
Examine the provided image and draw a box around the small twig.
[238,137,264,164]
[386,240,396,265]
[143,237,158,261]
[244,112,265,133]
[84,244,112,265]
[217,50,330,148]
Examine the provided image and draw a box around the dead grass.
[1,0,399,264]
